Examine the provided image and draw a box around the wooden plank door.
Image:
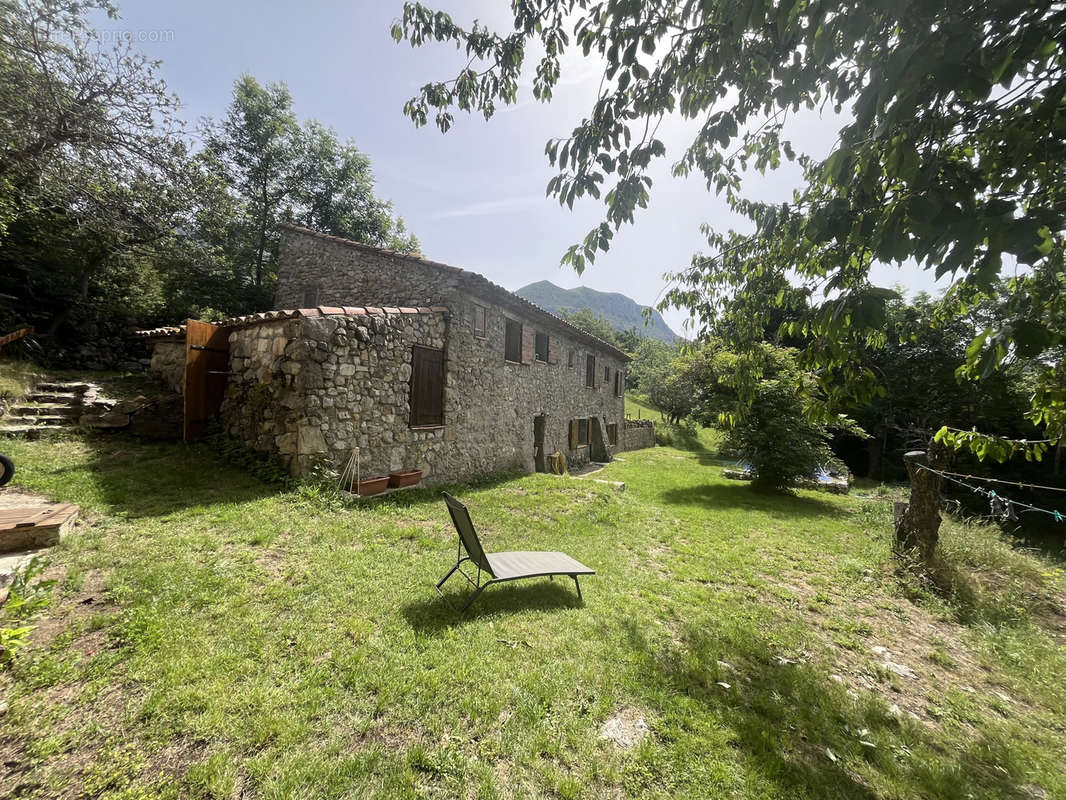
[183,319,230,441]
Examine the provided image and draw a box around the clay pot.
[357,476,390,496]
[388,469,423,488]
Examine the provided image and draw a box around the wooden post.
[895,449,944,563]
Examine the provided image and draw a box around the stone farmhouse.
[139,224,654,485]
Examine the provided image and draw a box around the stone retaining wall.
[148,341,185,394]
[621,419,655,451]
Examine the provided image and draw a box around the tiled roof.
[135,305,448,341]
[278,223,631,361]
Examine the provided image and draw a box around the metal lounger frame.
[436,492,585,613]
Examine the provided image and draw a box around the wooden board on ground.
[0,504,79,553]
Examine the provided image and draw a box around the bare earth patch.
[600,707,651,749]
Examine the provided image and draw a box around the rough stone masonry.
[143,224,653,485]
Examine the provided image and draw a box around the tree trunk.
[895,449,945,563]
[866,429,882,480]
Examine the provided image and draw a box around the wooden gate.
[183,319,230,442]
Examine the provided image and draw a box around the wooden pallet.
[0,503,79,553]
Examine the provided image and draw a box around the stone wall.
[439,296,626,478]
[621,419,655,451]
[276,228,461,310]
[221,311,451,479]
[270,226,630,482]
[218,303,627,484]
[148,341,186,394]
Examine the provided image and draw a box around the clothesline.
[942,427,1063,446]
[932,469,1066,495]
[916,464,1065,522]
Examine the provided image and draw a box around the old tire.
[0,454,13,487]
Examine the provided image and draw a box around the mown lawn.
[1,432,1065,799]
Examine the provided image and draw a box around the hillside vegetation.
[516,281,678,343]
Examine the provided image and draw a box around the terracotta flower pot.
[357,476,390,496]
[388,469,423,488]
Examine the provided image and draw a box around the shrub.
[691,342,864,491]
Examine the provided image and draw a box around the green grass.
[624,392,721,452]
[0,357,42,402]
[1,432,1065,799]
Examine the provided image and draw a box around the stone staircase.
[0,382,98,439]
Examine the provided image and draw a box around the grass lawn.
[625,392,720,452]
[1,430,1065,799]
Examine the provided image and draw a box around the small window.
[473,305,486,338]
[534,331,549,362]
[410,346,444,427]
[585,354,596,388]
[302,284,320,307]
[505,319,522,362]
[567,350,574,369]
[604,365,610,382]
[614,370,623,397]
[607,423,618,446]
[569,418,591,449]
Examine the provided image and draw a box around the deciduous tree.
[394,0,1066,452]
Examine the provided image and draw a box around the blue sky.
[110,0,944,334]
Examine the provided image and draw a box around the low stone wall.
[148,341,185,394]
[621,419,655,451]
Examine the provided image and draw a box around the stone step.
[9,404,82,418]
[25,392,81,404]
[34,381,92,393]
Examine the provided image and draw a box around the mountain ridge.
[515,280,679,343]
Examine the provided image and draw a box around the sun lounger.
[436,491,595,612]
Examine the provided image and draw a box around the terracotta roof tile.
[135,305,447,340]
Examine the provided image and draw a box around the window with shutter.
[302,284,320,307]
[534,331,548,362]
[567,350,574,369]
[409,346,444,427]
[604,365,610,382]
[614,370,623,397]
[473,305,487,338]
[585,354,596,387]
[504,319,521,362]
[577,418,589,446]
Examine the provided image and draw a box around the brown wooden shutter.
[410,346,444,426]
[548,335,558,364]
[521,325,534,364]
[569,419,578,449]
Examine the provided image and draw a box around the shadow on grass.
[623,618,1032,799]
[22,433,278,518]
[658,481,839,519]
[402,579,583,634]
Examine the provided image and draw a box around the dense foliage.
[395,0,1066,455]
[687,343,858,490]
[0,0,414,360]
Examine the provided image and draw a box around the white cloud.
[430,194,547,219]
